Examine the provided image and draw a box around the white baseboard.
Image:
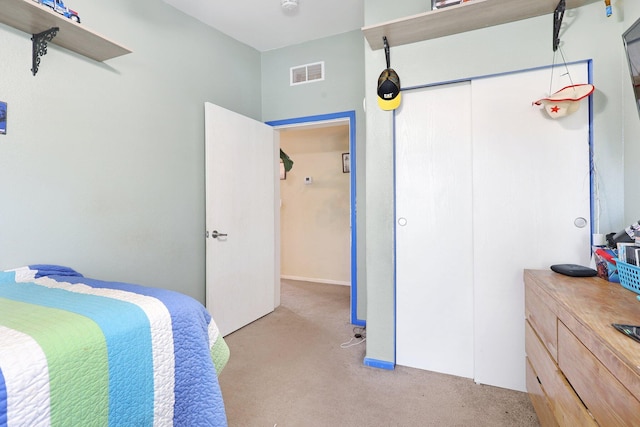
[281,275,350,286]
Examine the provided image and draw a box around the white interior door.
[204,102,279,337]
[395,81,475,378]
[471,63,591,391]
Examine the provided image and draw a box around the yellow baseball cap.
[377,68,402,111]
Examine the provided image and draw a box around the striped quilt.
[0,265,229,427]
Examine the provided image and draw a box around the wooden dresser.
[524,269,640,426]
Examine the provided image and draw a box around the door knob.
[211,230,228,238]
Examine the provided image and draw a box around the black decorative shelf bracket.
[31,27,59,76]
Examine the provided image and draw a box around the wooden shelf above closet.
[362,0,599,50]
[0,0,131,62]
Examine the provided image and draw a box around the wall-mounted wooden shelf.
[0,0,131,62]
[362,0,599,50]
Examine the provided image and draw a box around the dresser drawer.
[558,321,640,426]
[526,320,597,426]
[526,357,558,427]
[526,283,558,361]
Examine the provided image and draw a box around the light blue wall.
[363,0,636,364]
[0,0,262,302]
[262,31,364,122]
[624,2,640,224]
[261,31,367,319]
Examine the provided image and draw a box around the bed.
[0,264,229,427]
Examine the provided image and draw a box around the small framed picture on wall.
[0,101,6,135]
[342,152,350,173]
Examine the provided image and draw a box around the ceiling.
[162,0,365,52]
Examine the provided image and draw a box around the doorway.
[266,111,360,325]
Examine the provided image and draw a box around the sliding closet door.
[471,63,591,391]
[395,82,474,378]
[395,62,590,392]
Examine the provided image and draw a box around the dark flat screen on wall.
[623,17,640,118]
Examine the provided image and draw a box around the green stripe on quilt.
[210,334,230,375]
[0,297,109,427]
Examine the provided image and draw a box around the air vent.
[290,61,325,86]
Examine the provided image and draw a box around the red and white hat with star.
[533,84,595,118]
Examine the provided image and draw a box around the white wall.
[0,0,262,302]
[363,0,636,365]
[280,125,350,284]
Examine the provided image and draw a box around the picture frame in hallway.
[0,101,6,135]
[342,152,350,173]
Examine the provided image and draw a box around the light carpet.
[218,279,539,427]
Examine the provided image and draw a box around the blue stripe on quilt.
[0,277,155,427]
[56,275,227,427]
[0,366,7,427]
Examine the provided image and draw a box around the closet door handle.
[574,217,587,228]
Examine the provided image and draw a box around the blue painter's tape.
[363,358,395,370]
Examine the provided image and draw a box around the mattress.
[0,265,229,426]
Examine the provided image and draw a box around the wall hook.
[383,36,390,69]
[553,0,565,52]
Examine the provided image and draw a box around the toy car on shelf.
[35,0,81,23]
